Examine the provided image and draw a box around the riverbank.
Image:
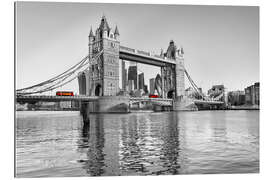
[229,105,259,110]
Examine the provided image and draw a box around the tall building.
[128,80,135,92]
[149,78,155,94]
[122,61,127,91]
[138,73,145,90]
[143,85,148,94]
[78,15,120,96]
[255,82,260,105]
[128,66,137,90]
[228,90,245,106]
[124,69,128,90]
[245,82,260,105]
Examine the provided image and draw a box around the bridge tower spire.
[114,25,120,40]
[88,26,94,60]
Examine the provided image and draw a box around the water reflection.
[16,111,259,177]
[78,115,105,176]
[119,115,145,174]
[159,113,180,174]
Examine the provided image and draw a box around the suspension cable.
[16,55,89,91]
[184,69,205,99]
[17,50,103,95]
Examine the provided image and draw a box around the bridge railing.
[120,46,163,60]
[120,46,136,53]
[120,45,178,65]
[137,50,150,56]
[154,54,163,58]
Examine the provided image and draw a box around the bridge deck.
[119,46,176,67]
[16,95,99,102]
[16,95,224,106]
[194,99,224,105]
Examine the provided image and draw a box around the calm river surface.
[16,110,259,177]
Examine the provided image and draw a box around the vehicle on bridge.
[149,94,159,98]
[56,91,74,96]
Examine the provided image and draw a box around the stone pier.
[173,96,198,111]
[81,96,130,115]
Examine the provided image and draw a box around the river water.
[16,110,259,177]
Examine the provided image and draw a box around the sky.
[16,2,259,94]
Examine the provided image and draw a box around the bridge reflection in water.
[78,112,183,176]
[16,111,259,177]
[75,111,259,176]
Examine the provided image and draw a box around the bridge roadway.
[16,95,173,104]
[194,99,224,105]
[16,95,224,106]
[119,46,176,67]
[16,95,99,102]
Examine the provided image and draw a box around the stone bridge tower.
[88,15,120,96]
[162,40,185,98]
[163,40,191,110]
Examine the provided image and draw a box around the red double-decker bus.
[56,91,74,96]
[149,94,159,98]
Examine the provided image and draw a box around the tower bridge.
[16,15,225,112]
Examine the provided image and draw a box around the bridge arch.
[167,89,175,99]
[95,84,102,96]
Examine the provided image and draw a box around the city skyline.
[16,2,259,94]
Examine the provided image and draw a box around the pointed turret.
[99,15,110,36]
[114,25,120,36]
[181,46,184,54]
[89,27,94,37]
[88,27,94,59]
[114,25,120,40]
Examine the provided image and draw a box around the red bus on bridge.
[149,94,159,98]
[56,91,74,96]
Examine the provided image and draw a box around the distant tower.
[122,60,126,91]
[149,78,155,94]
[138,73,145,90]
[88,15,120,96]
[128,66,138,90]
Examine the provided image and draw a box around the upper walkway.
[119,46,176,67]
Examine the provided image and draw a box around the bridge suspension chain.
[17,56,88,92]
[184,69,225,101]
[184,69,205,99]
[16,50,103,95]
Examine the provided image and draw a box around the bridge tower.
[88,15,120,96]
[163,40,185,98]
[164,40,193,111]
[175,46,185,97]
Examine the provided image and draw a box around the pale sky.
[16,2,259,94]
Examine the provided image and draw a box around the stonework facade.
[164,40,185,98]
[86,15,120,96]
